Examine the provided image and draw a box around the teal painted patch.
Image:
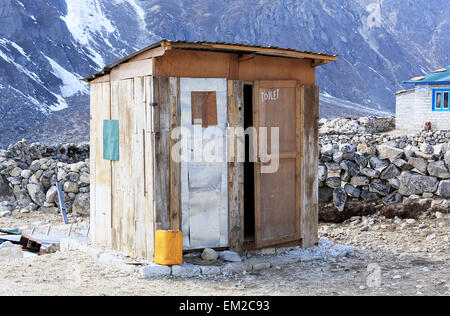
[103,120,119,161]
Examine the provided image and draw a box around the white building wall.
[396,84,450,131]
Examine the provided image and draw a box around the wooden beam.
[169,78,181,231]
[166,42,337,61]
[312,60,329,68]
[238,53,256,63]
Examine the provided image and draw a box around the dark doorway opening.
[244,84,255,241]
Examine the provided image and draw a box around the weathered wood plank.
[144,75,155,259]
[169,78,181,231]
[227,80,245,253]
[133,76,147,258]
[153,77,170,231]
[92,82,112,247]
[300,85,319,248]
[110,80,121,251]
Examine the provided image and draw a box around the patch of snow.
[62,0,117,66]
[149,5,161,13]
[45,56,88,98]
[16,0,24,8]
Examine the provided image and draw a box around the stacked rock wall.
[0,140,90,216]
[319,123,450,211]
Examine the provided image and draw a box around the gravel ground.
[0,211,448,296]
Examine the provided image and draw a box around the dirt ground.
[0,211,448,296]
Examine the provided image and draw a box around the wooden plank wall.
[300,85,320,248]
[227,80,245,253]
[91,76,155,259]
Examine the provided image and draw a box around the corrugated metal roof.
[82,40,337,82]
[404,66,450,85]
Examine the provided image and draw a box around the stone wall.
[319,128,450,212]
[0,140,90,217]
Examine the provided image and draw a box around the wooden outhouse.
[84,40,337,260]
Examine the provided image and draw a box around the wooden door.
[254,80,302,248]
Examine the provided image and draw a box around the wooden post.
[300,85,320,248]
[227,80,245,253]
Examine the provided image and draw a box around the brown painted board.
[153,50,315,85]
[253,80,302,248]
[300,85,319,248]
[227,80,245,253]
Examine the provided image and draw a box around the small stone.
[200,266,221,276]
[360,226,370,232]
[435,212,444,219]
[426,234,436,241]
[252,262,271,271]
[172,264,201,278]
[418,224,427,229]
[406,219,416,225]
[201,248,219,261]
[219,251,242,262]
[140,264,171,278]
[333,187,347,212]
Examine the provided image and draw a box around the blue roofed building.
[396,67,450,131]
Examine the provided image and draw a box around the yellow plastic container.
[154,230,183,266]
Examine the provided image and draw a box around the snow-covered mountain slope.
[0,0,448,144]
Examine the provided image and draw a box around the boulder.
[63,182,79,194]
[344,184,361,198]
[427,161,450,179]
[319,187,333,202]
[350,175,370,187]
[360,190,379,201]
[369,157,389,171]
[326,177,341,189]
[72,193,90,216]
[0,175,13,202]
[420,143,434,154]
[340,160,360,177]
[398,171,439,196]
[383,192,402,205]
[9,167,22,177]
[380,164,401,180]
[377,145,404,162]
[393,158,413,171]
[369,179,390,196]
[354,153,368,168]
[318,165,327,182]
[444,151,450,168]
[357,143,377,156]
[201,248,219,261]
[321,144,335,156]
[333,188,347,212]
[46,186,58,204]
[408,157,428,175]
[437,180,450,198]
[219,251,242,262]
[26,183,46,206]
[360,168,380,178]
[339,143,353,154]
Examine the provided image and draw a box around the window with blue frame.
[433,89,450,111]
